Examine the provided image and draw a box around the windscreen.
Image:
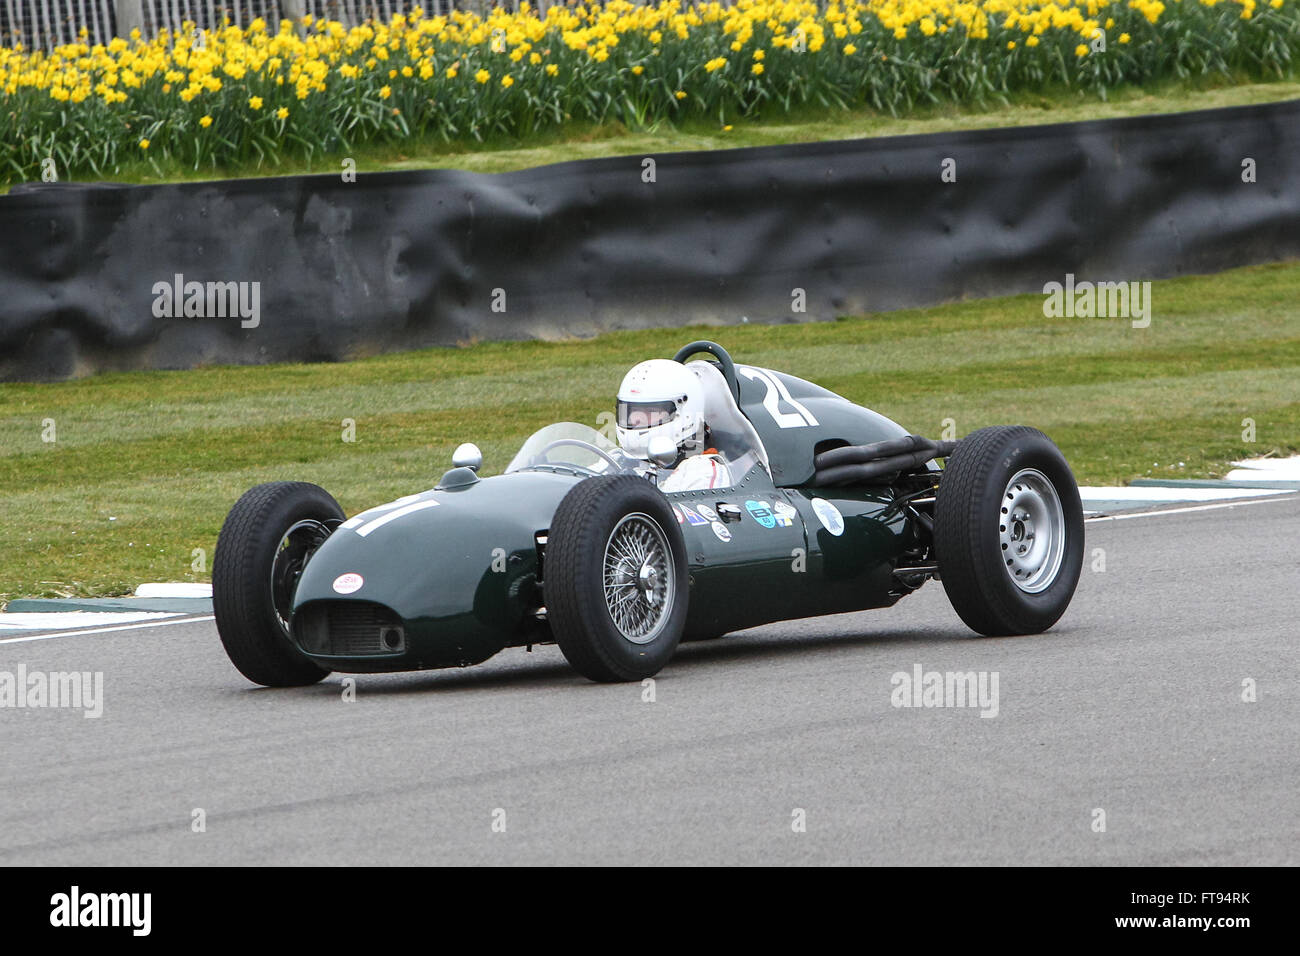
[504,422,631,475]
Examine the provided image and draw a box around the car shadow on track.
[674,623,1055,666]
[338,620,1058,696]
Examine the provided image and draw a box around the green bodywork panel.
[290,461,915,672]
[668,466,911,638]
[734,364,911,486]
[292,470,578,670]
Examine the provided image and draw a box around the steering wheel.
[672,340,741,406]
[530,438,624,474]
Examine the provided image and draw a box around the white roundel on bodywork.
[811,499,845,536]
[332,573,364,594]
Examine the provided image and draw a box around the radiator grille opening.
[295,602,406,657]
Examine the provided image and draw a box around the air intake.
[295,602,406,656]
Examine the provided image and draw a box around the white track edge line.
[0,615,216,645]
[1085,494,1298,522]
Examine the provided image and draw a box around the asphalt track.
[2,495,1296,865]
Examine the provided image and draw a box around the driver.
[615,360,731,492]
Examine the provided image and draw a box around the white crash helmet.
[615,359,705,460]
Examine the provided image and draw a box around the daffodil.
[3,2,1292,189]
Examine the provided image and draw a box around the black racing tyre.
[213,481,343,687]
[933,426,1084,636]
[546,475,689,682]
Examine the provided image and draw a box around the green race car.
[213,341,1084,686]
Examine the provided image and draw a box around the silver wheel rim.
[998,468,1066,594]
[603,513,674,645]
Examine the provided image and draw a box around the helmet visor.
[617,399,677,431]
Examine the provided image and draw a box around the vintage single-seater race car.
[213,341,1084,686]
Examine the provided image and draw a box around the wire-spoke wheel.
[934,426,1084,636]
[546,476,688,682]
[602,513,675,645]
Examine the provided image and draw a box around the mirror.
[647,434,679,469]
[452,442,482,472]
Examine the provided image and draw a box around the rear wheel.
[213,482,343,687]
[933,426,1083,636]
[546,476,689,682]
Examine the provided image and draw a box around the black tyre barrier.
[3,97,1299,381]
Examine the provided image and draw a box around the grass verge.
[2,258,1297,602]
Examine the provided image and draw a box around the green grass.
[3,258,1298,603]
[7,78,1298,191]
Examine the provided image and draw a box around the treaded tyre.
[213,481,343,687]
[934,426,1083,636]
[546,475,689,682]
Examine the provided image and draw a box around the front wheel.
[545,475,689,682]
[933,426,1083,636]
[213,481,343,687]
